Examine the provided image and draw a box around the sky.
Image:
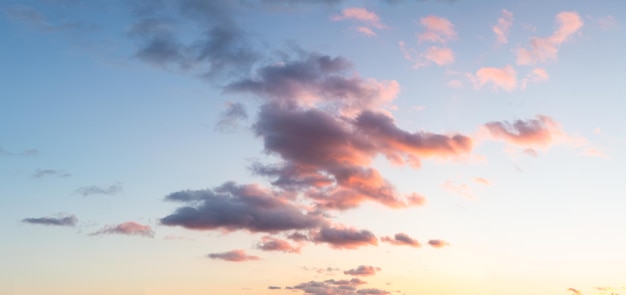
[1,0,626,294]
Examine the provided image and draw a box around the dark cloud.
[90,221,154,238]
[208,249,260,262]
[427,239,450,248]
[312,226,378,249]
[32,169,71,178]
[128,17,190,69]
[215,101,248,132]
[287,232,310,242]
[0,147,38,157]
[357,289,390,295]
[160,182,326,233]
[75,183,123,197]
[381,233,421,247]
[256,236,301,253]
[268,286,282,290]
[22,215,77,227]
[344,265,381,276]
[291,279,390,295]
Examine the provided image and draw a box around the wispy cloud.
[0,147,38,157]
[90,221,154,238]
[517,11,583,65]
[22,215,77,227]
[381,233,421,247]
[75,183,123,197]
[331,7,387,36]
[32,169,71,178]
[312,226,378,249]
[215,101,248,132]
[493,9,513,45]
[208,249,260,262]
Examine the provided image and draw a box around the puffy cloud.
[418,16,456,43]
[483,115,564,149]
[423,46,455,65]
[75,183,123,197]
[90,221,154,238]
[344,265,381,276]
[22,215,77,227]
[428,239,450,248]
[381,232,421,247]
[208,249,260,262]
[32,169,71,178]
[469,65,517,92]
[493,9,513,44]
[256,236,301,253]
[290,278,386,295]
[517,11,583,65]
[331,8,386,29]
[226,52,399,117]
[312,226,378,249]
[160,182,326,233]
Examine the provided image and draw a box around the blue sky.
[2,1,626,295]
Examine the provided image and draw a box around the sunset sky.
[2,0,626,294]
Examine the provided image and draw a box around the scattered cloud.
[22,215,77,227]
[90,221,154,238]
[215,101,248,132]
[256,236,301,253]
[517,11,583,65]
[493,9,513,44]
[473,177,490,186]
[208,249,260,262]
[0,147,38,157]
[483,115,565,149]
[32,169,71,178]
[355,26,377,36]
[268,286,282,290]
[312,226,378,249]
[469,65,517,92]
[442,180,474,199]
[428,239,450,248]
[423,46,455,66]
[344,265,381,276]
[418,15,456,43]
[381,233,421,247]
[520,67,549,89]
[331,7,386,29]
[290,278,386,295]
[75,183,123,197]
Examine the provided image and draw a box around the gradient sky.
[2,0,626,295]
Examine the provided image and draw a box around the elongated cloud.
[160,182,326,233]
[32,169,71,178]
[483,115,564,149]
[428,239,450,248]
[22,215,77,227]
[517,11,583,65]
[208,249,259,262]
[290,278,385,295]
[75,183,123,196]
[567,288,581,295]
[0,147,38,157]
[312,226,378,249]
[381,232,420,247]
[90,221,154,238]
[256,236,301,253]
[418,16,456,43]
[493,9,513,44]
[331,8,385,29]
[344,265,381,276]
[469,65,517,91]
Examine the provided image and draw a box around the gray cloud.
[290,279,390,295]
[75,183,123,197]
[0,147,38,157]
[22,215,77,227]
[312,226,378,249]
[344,265,381,276]
[32,169,71,178]
[208,249,260,262]
[215,101,248,132]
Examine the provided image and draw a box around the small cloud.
[256,236,301,253]
[215,101,248,132]
[344,265,381,276]
[331,7,386,29]
[208,249,260,262]
[567,288,581,295]
[598,15,617,30]
[0,147,38,157]
[268,286,282,290]
[473,177,490,186]
[22,214,77,227]
[469,65,517,92]
[428,239,450,248]
[442,180,474,199]
[493,9,513,45]
[32,169,71,178]
[517,11,583,65]
[75,183,123,197]
[418,15,456,43]
[520,68,549,89]
[355,26,376,36]
[381,232,420,247]
[447,80,463,88]
[423,46,455,66]
[90,221,154,238]
[312,225,378,249]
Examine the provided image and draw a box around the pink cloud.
[447,79,463,88]
[256,236,301,253]
[356,26,376,36]
[442,180,474,199]
[483,115,563,149]
[312,225,378,249]
[424,46,455,65]
[473,177,490,186]
[521,67,549,89]
[418,16,456,43]
[208,249,260,262]
[331,8,385,29]
[517,11,583,65]
[381,232,421,247]
[90,221,154,238]
[469,65,517,91]
[493,9,513,44]
[428,239,450,248]
[344,265,381,276]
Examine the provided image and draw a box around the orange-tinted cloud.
[381,232,421,247]
[493,9,513,44]
[473,177,490,186]
[418,16,456,43]
[312,226,378,249]
[256,236,301,253]
[208,249,260,262]
[469,65,517,91]
[567,288,581,295]
[290,279,389,295]
[428,239,450,248]
[90,221,154,238]
[344,265,381,276]
[483,115,562,149]
[517,11,583,65]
